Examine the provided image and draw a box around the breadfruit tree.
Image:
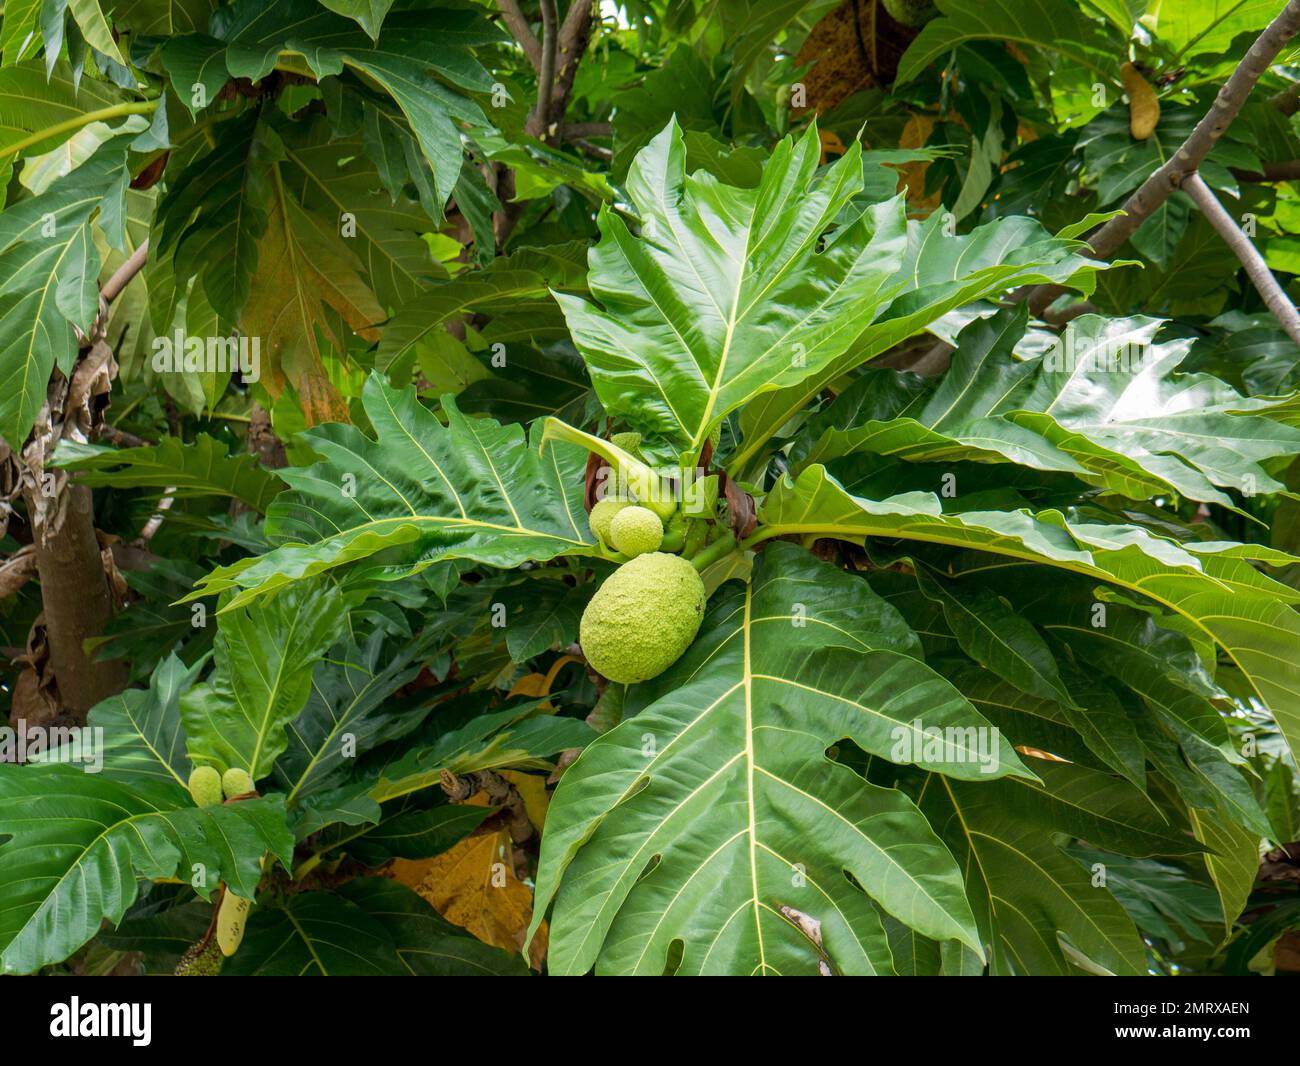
[2,0,1300,979]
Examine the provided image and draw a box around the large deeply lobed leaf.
[532,544,1032,975]
[188,373,593,607]
[759,464,1300,769]
[556,118,910,456]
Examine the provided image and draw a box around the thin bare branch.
[101,239,150,304]
[494,0,542,72]
[560,120,612,139]
[0,544,38,599]
[1183,172,1300,345]
[97,424,152,448]
[1026,0,1300,314]
[492,0,596,249]
[571,137,612,161]
[527,0,559,140]
[135,491,176,546]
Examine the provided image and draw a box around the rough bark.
[492,0,596,248]
[5,245,151,720]
[20,479,125,716]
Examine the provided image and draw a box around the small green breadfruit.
[579,553,707,684]
[222,767,256,799]
[610,431,643,457]
[883,0,937,27]
[609,505,663,557]
[174,937,224,976]
[187,765,223,808]
[589,496,630,546]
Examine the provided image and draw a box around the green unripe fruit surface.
[609,505,664,557]
[589,497,630,547]
[187,765,223,808]
[609,431,643,457]
[222,767,256,799]
[883,0,937,27]
[579,552,707,684]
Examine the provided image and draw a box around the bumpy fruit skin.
[609,505,664,557]
[609,431,643,457]
[579,553,707,684]
[589,497,630,547]
[216,891,253,957]
[175,937,224,976]
[222,767,256,799]
[187,765,223,808]
[1121,62,1159,140]
[883,0,937,27]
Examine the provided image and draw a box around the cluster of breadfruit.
[579,432,725,686]
[179,765,258,966]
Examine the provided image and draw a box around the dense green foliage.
[2,0,1300,977]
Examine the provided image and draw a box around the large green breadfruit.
[579,553,707,684]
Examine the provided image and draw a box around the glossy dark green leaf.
[0,765,292,974]
[533,544,1031,976]
[189,375,594,607]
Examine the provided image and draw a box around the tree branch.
[101,239,150,303]
[560,120,612,139]
[554,0,595,107]
[570,137,612,161]
[526,0,559,139]
[80,239,151,349]
[1183,172,1300,345]
[0,544,38,599]
[494,0,542,73]
[1026,0,1300,315]
[492,0,596,250]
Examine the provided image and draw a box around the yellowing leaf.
[499,770,549,831]
[392,827,547,968]
[507,654,581,705]
[899,113,940,212]
[507,673,551,699]
[240,172,384,424]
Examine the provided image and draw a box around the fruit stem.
[689,533,737,571]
